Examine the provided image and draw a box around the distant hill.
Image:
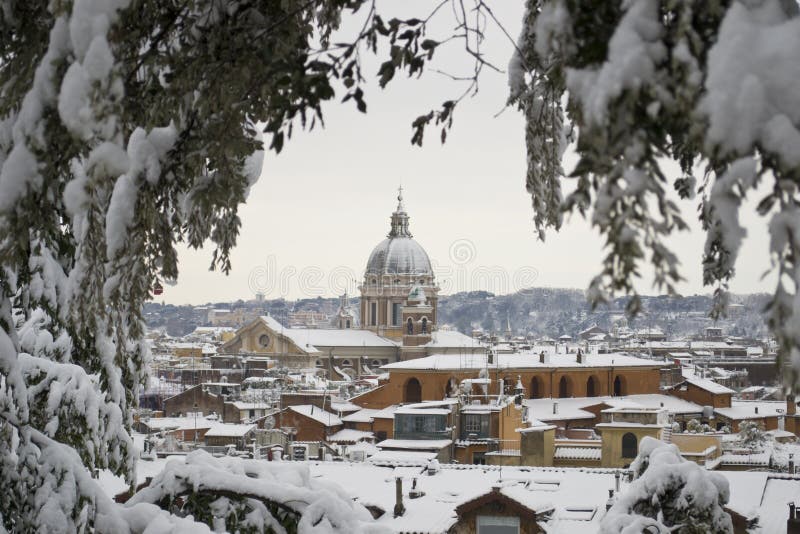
[437,289,770,339]
[145,289,770,339]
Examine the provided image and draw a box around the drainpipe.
[394,477,405,517]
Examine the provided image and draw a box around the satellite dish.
[263,415,275,430]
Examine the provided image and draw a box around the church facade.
[220,189,482,374]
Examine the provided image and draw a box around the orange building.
[278,405,343,442]
[351,350,665,410]
[667,373,734,408]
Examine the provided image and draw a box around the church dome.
[366,237,432,276]
[365,187,433,277]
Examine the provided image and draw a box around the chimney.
[553,402,558,415]
[394,477,405,517]
[755,406,759,414]
[615,471,621,493]
[789,395,797,416]
[790,454,795,475]
[577,349,586,364]
[539,351,549,364]
[606,489,615,511]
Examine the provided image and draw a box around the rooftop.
[287,405,343,427]
[383,350,664,372]
[259,315,398,352]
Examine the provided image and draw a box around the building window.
[558,376,571,398]
[421,317,428,334]
[258,334,270,348]
[464,414,482,434]
[407,317,413,335]
[392,302,402,326]
[345,320,350,328]
[376,431,387,442]
[371,302,377,326]
[414,417,425,433]
[614,375,625,396]
[472,452,486,465]
[477,516,519,534]
[622,432,638,458]
[587,376,597,397]
[462,413,490,439]
[404,377,422,403]
[341,359,352,367]
[530,377,541,399]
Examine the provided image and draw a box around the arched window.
[558,376,570,398]
[341,359,352,367]
[421,317,428,334]
[530,377,541,399]
[586,376,597,397]
[404,377,422,403]
[407,318,413,335]
[614,375,625,396]
[622,432,638,458]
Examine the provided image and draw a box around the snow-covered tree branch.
[510,0,800,383]
[601,437,732,534]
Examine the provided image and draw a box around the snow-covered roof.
[376,439,452,450]
[327,429,374,443]
[329,401,362,413]
[524,394,703,423]
[260,316,397,352]
[383,350,664,371]
[394,407,451,416]
[424,330,484,348]
[717,451,771,465]
[681,370,735,394]
[309,462,623,533]
[367,450,438,466]
[372,405,399,420]
[554,446,602,461]
[715,400,786,420]
[342,408,381,423]
[230,401,273,411]
[689,341,746,350]
[288,405,343,427]
[203,423,256,437]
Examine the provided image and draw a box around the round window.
[258,334,270,348]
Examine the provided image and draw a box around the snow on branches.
[128,451,387,534]
[601,437,732,534]
[517,0,800,380]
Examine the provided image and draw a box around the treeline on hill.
[145,290,771,339]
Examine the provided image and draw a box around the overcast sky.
[162,2,773,306]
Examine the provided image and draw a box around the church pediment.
[221,316,316,355]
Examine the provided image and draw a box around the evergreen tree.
[602,437,732,534]
[505,0,800,382]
